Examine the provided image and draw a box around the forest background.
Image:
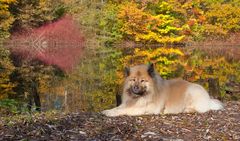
[0,0,239,115]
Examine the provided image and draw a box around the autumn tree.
[118,1,184,43]
[7,16,84,112]
[0,46,15,99]
[0,0,16,39]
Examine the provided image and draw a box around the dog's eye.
[141,79,148,83]
[131,78,136,81]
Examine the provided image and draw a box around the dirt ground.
[0,101,239,141]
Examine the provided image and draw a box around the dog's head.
[124,63,155,97]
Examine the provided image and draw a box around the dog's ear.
[147,63,155,77]
[124,67,130,77]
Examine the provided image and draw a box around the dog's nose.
[132,85,141,93]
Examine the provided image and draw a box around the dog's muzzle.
[131,85,145,96]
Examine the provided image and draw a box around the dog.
[102,63,223,117]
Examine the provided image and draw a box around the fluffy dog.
[102,64,223,116]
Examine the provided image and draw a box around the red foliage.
[6,15,85,72]
[187,19,195,27]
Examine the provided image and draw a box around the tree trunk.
[115,85,122,106]
[27,92,33,112]
[32,81,41,111]
[116,94,122,106]
[208,78,221,99]
[64,90,69,112]
[115,84,123,106]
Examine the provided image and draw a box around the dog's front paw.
[101,109,118,117]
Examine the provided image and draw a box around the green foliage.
[66,1,104,30]
[0,99,19,115]
[99,3,123,44]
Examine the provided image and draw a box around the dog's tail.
[209,99,224,110]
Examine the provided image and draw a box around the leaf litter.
[0,101,239,140]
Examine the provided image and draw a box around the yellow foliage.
[182,49,240,95]
[117,2,184,43]
[120,47,184,79]
[0,46,15,99]
[119,47,240,97]
[205,3,240,35]
[0,0,16,39]
[101,0,240,42]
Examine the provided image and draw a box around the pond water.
[39,44,240,113]
[40,46,122,112]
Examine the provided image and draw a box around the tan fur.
[163,79,189,113]
[102,64,223,117]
